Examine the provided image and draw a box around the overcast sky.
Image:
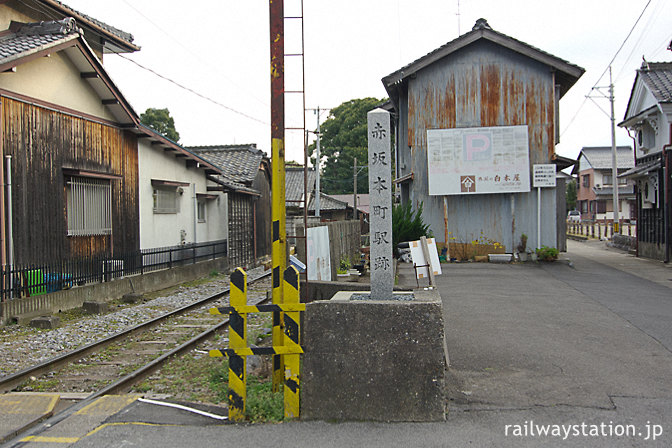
[63,0,671,164]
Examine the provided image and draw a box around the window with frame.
[582,174,590,188]
[197,200,206,223]
[153,187,180,214]
[66,176,112,236]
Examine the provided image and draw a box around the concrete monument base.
[301,289,448,422]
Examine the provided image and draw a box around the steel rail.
[3,273,272,447]
[0,270,270,394]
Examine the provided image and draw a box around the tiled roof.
[189,144,266,185]
[308,192,349,211]
[593,185,635,198]
[0,19,79,64]
[330,194,370,214]
[579,146,634,170]
[285,167,316,203]
[638,62,672,103]
[45,0,135,46]
[210,175,260,195]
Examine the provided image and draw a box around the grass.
[130,311,285,423]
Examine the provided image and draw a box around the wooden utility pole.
[269,0,285,391]
[353,157,358,220]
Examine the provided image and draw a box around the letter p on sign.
[464,133,492,161]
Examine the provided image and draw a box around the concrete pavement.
[4,239,671,447]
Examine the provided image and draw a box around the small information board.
[533,164,556,188]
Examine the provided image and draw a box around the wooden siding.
[1,96,139,264]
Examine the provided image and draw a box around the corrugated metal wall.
[1,96,139,264]
[400,41,558,251]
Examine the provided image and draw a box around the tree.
[566,179,577,211]
[140,108,180,142]
[310,97,387,195]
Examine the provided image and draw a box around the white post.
[537,187,542,249]
[5,156,13,299]
[609,67,620,233]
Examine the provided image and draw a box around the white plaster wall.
[138,140,227,249]
[0,51,116,121]
[0,7,34,30]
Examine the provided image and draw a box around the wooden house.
[190,144,272,267]
[0,6,226,269]
[619,62,672,261]
[382,18,584,253]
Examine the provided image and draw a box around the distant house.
[619,61,672,261]
[308,193,350,221]
[0,6,227,270]
[331,194,370,217]
[190,144,271,267]
[381,18,584,253]
[572,146,635,222]
[136,129,225,251]
[285,166,316,216]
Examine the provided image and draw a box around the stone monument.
[367,108,394,300]
[301,108,449,422]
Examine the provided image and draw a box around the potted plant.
[337,257,351,281]
[517,234,528,262]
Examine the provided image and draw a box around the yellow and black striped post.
[228,267,247,422]
[283,266,300,418]
[271,138,286,391]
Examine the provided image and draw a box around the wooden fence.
[296,220,361,281]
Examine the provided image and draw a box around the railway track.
[0,270,271,397]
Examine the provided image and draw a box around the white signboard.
[427,125,531,195]
[306,226,331,281]
[533,164,556,187]
[409,238,442,279]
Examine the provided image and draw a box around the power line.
[561,0,652,138]
[115,53,268,126]
[118,0,269,109]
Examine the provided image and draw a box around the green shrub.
[392,201,432,256]
[536,246,559,261]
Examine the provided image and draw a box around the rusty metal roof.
[382,18,584,101]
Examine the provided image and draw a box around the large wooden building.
[0,2,226,268]
[382,19,584,253]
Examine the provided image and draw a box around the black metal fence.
[0,240,227,302]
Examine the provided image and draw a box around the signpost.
[532,164,556,249]
[368,108,394,300]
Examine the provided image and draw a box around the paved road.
[552,240,672,352]
[9,239,672,447]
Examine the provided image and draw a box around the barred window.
[153,187,180,214]
[66,177,112,236]
[197,200,206,222]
